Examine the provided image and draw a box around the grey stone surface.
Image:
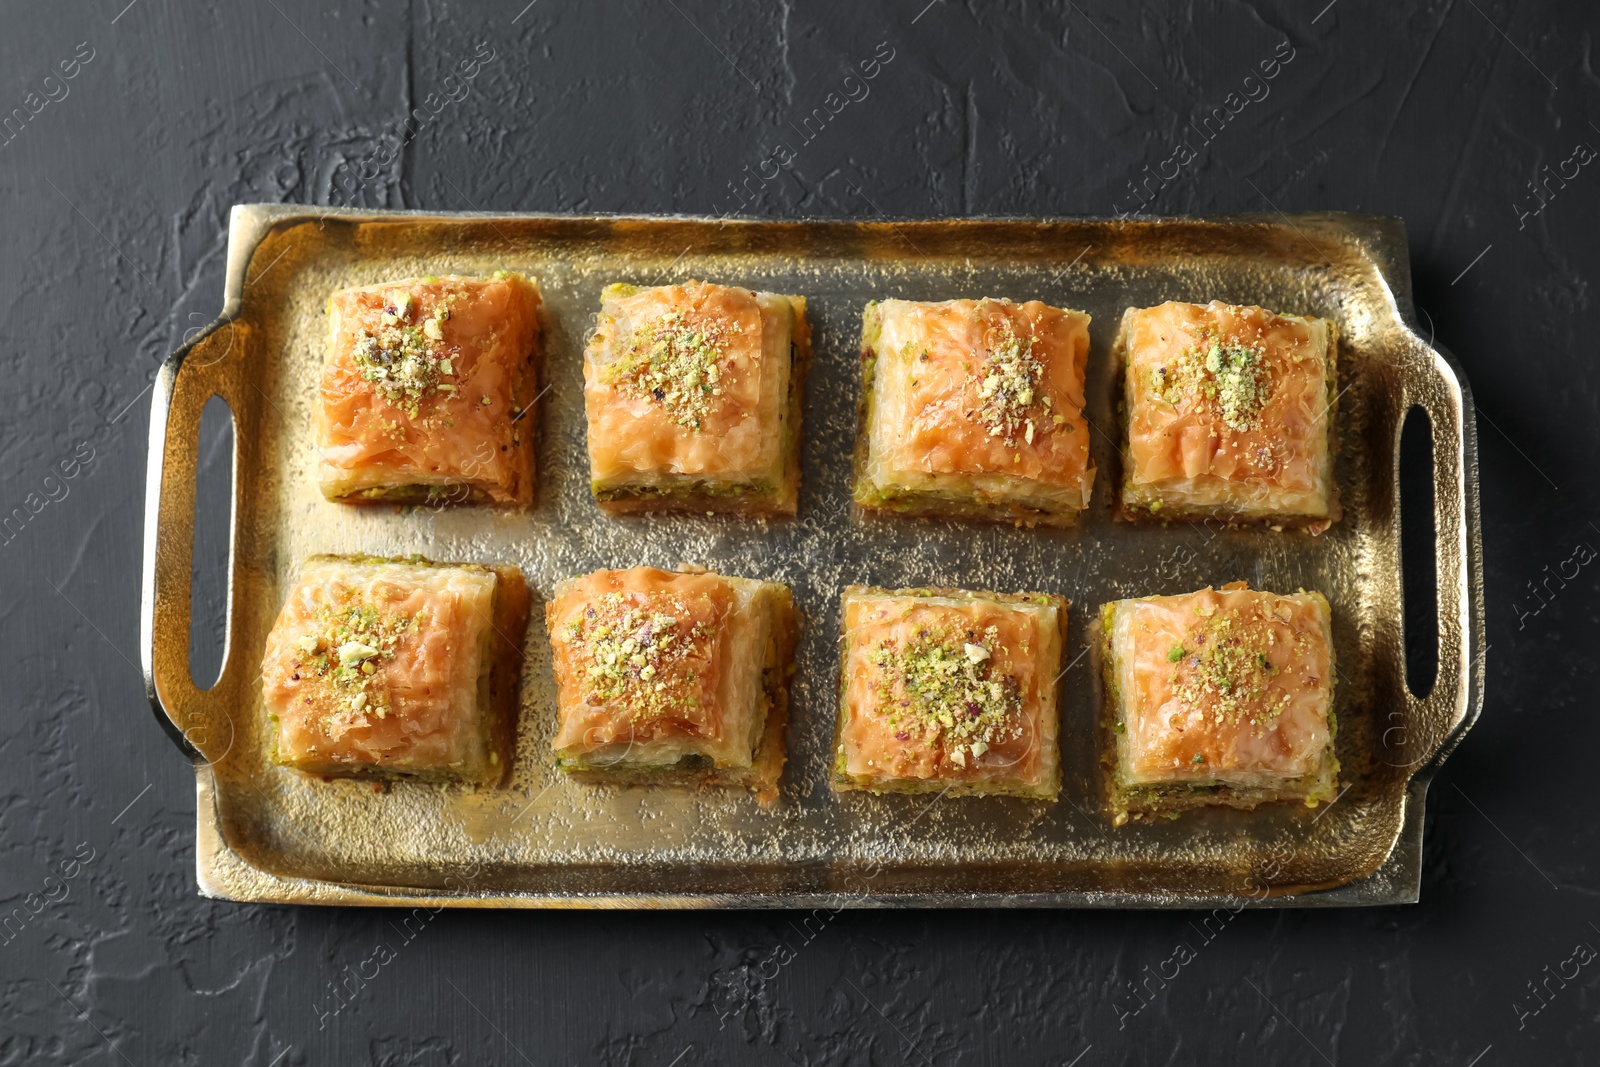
[0,0,1593,1063]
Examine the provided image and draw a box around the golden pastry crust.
[832,586,1065,799]
[316,273,542,506]
[261,555,529,784]
[1096,581,1338,824]
[1116,300,1337,528]
[582,281,808,516]
[545,566,797,803]
[855,298,1094,526]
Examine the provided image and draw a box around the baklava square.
[316,272,542,506]
[1116,300,1338,529]
[854,298,1095,526]
[261,554,530,784]
[582,280,809,516]
[832,586,1066,799]
[545,566,798,803]
[1096,582,1338,825]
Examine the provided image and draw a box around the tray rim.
[145,204,1486,909]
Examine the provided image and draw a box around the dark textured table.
[1,1,1593,1063]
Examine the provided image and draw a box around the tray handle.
[1390,333,1486,773]
[141,317,253,765]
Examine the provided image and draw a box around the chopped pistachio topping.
[972,314,1046,447]
[349,292,458,417]
[1148,335,1271,433]
[563,592,713,722]
[603,309,739,431]
[869,623,1022,765]
[294,598,424,738]
[337,640,380,666]
[1168,607,1290,727]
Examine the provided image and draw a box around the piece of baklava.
[854,298,1095,526]
[1116,300,1338,529]
[1096,581,1338,825]
[260,554,530,784]
[316,272,542,506]
[832,586,1066,799]
[582,280,809,515]
[545,566,798,802]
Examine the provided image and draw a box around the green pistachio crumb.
[349,288,462,416]
[869,623,1022,758]
[1149,337,1271,432]
[972,311,1048,447]
[565,592,709,722]
[603,308,740,432]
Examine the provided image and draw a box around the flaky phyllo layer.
[317,273,542,506]
[1117,300,1338,527]
[262,555,527,784]
[1098,582,1338,824]
[545,567,796,802]
[582,281,807,515]
[855,298,1094,526]
[833,586,1065,799]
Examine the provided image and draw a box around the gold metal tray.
[141,206,1484,908]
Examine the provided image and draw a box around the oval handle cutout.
[1398,403,1439,699]
[188,394,235,691]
